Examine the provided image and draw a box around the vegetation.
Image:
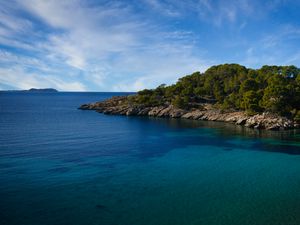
[129,64,300,119]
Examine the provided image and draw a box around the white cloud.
[195,0,255,25]
[240,25,300,67]
[142,0,284,26]
[0,66,86,91]
[4,0,210,91]
[144,0,181,17]
[0,0,297,91]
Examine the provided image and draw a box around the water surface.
[0,92,300,225]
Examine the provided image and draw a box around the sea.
[0,92,300,225]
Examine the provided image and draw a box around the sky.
[0,0,300,91]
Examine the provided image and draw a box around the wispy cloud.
[0,0,210,91]
[0,0,299,91]
[0,66,87,91]
[144,0,181,17]
[142,0,289,26]
[240,24,300,67]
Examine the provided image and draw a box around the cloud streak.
[0,0,299,91]
[0,0,210,91]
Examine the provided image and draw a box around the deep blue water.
[0,92,300,225]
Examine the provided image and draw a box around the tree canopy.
[130,64,300,119]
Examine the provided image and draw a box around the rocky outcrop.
[79,96,298,130]
[244,113,295,130]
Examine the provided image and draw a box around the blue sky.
[0,0,300,91]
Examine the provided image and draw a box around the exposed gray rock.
[236,118,248,125]
[126,107,138,116]
[148,106,165,117]
[79,96,297,130]
[157,106,173,117]
[182,110,205,119]
[137,107,151,116]
[169,108,187,118]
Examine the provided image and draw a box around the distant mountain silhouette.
[0,88,58,93]
[25,88,58,92]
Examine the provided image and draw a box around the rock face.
[79,96,298,130]
[244,113,294,130]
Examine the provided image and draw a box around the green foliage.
[241,91,262,113]
[172,95,189,109]
[129,64,300,118]
[222,93,239,109]
[294,111,300,122]
[240,79,258,93]
[135,89,162,106]
[261,75,291,115]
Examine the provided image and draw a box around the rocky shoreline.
[79,96,299,130]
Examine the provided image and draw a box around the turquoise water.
[0,92,300,225]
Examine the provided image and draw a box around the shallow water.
[0,92,300,225]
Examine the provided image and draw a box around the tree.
[127,64,300,118]
[241,91,261,113]
[172,95,189,109]
[261,75,290,114]
[240,79,258,93]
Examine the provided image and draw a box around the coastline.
[79,96,299,130]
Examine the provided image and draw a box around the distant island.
[1,88,58,93]
[25,88,58,93]
[80,64,300,130]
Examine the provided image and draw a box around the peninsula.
[80,64,300,130]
